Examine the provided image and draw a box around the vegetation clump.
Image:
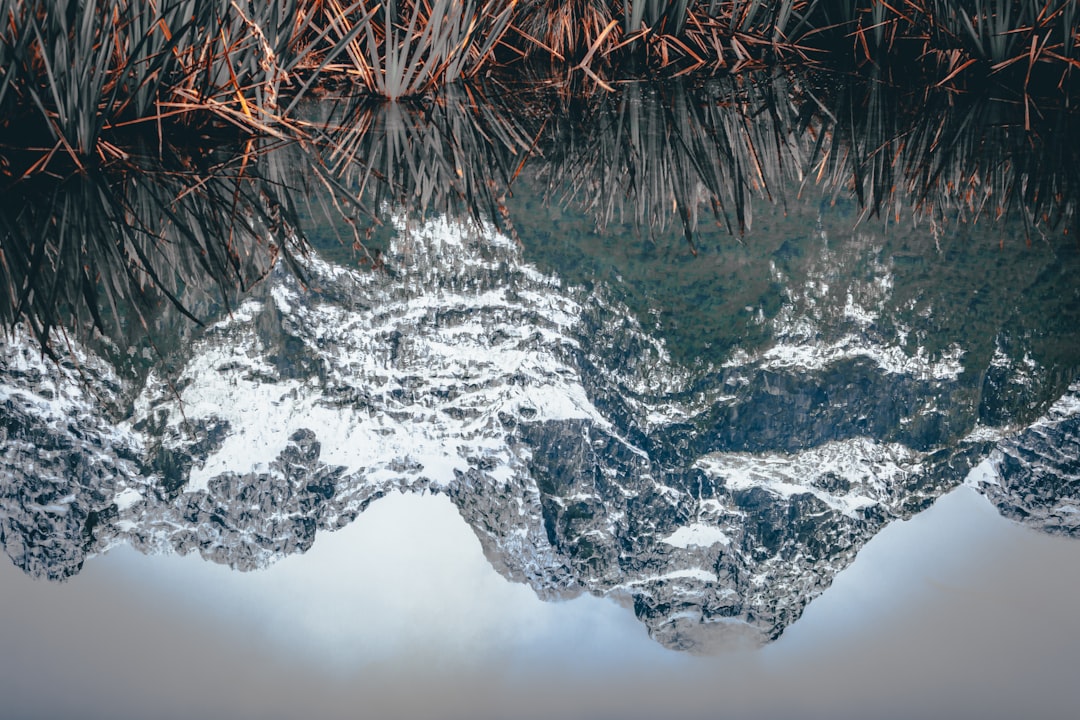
[1,0,1078,172]
[1,0,1078,350]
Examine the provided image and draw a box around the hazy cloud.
[2,488,1078,720]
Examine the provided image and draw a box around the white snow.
[211,300,264,329]
[962,425,1008,443]
[963,458,1001,489]
[842,292,878,327]
[661,523,732,549]
[131,213,632,495]
[759,338,964,380]
[113,488,142,512]
[695,438,922,519]
[621,568,720,586]
[1045,382,1080,419]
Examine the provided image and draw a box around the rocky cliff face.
[969,389,1080,537]
[0,342,138,580]
[2,213,1078,651]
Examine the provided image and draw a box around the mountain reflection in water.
[1,70,1079,665]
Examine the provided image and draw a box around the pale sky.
[1,486,1078,720]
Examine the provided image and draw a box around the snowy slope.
[1,213,1077,651]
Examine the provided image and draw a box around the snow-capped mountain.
[968,389,1080,537]
[2,212,1077,651]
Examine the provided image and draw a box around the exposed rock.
[971,387,1080,536]
[2,214,1078,651]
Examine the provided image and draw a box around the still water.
[1,72,1079,719]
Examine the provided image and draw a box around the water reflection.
[1,72,1079,655]
[0,139,310,355]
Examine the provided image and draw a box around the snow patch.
[114,488,142,512]
[661,523,731,549]
[963,458,1001,489]
[695,438,923,519]
[134,214,624,495]
[759,339,964,380]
